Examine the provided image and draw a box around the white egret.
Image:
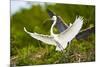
[47,9,95,40]
[24,16,83,51]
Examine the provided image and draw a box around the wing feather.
[24,27,56,46]
[58,16,83,43]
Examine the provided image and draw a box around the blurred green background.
[11,2,95,66]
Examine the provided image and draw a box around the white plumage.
[24,16,83,51]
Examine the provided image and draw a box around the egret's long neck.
[50,19,56,36]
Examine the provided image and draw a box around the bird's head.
[51,16,57,21]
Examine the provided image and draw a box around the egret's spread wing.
[24,27,56,46]
[58,16,83,42]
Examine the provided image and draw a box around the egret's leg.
[60,41,72,63]
[65,41,71,56]
[54,40,68,63]
[57,50,68,63]
[38,40,42,47]
[55,45,67,63]
[57,45,68,63]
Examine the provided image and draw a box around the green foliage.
[11,3,95,66]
